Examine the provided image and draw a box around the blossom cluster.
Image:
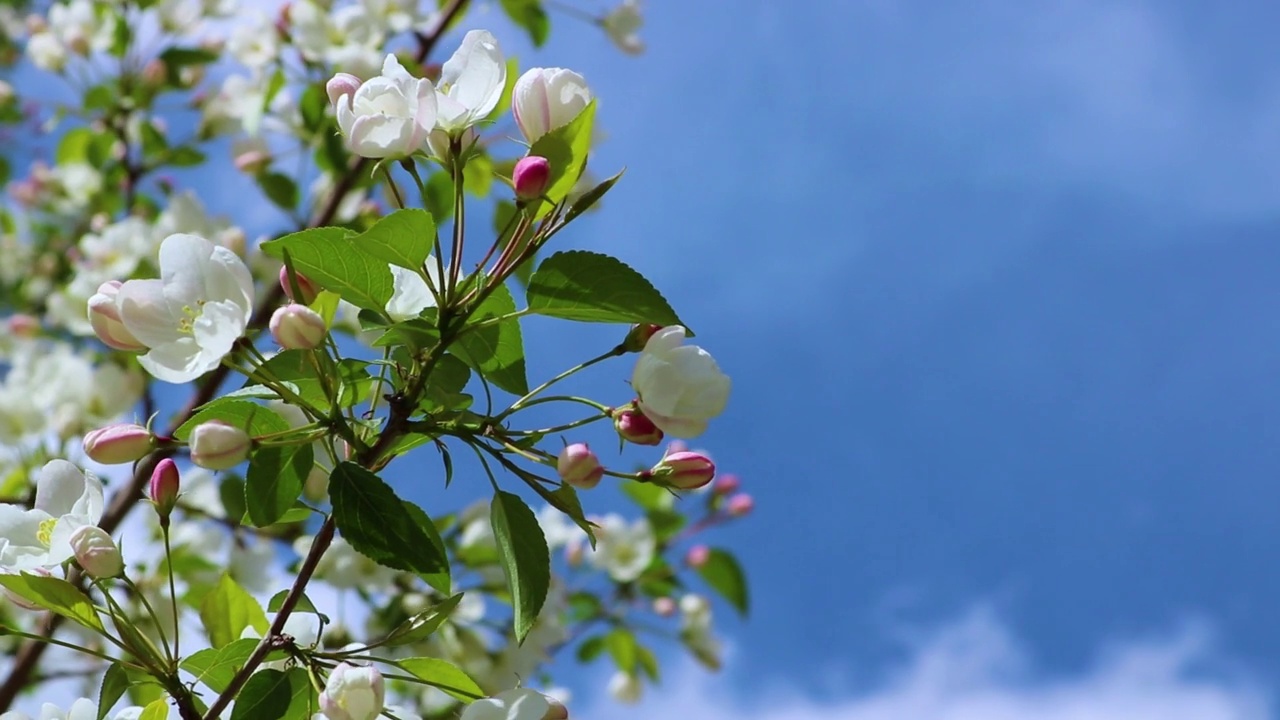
[0,0,750,718]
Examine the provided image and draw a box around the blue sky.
[460,0,1280,716]
[168,0,1280,716]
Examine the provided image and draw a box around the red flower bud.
[150,457,181,520]
[713,473,741,496]
[513,155,551,201]
[279,266,320,304]
[727,493,754,517]
[686,544,710,568]
[83,423,153,465]
[614,406,663,446]
[557,442,604,490]
[652,450,715,490]
[270,303,327,349]
[622,323,662,353]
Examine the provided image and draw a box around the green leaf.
[606,628,639,673]
[565,168,625,222]
[455,282,528,395]
[697,548,749,616]
[0,574,103,633]
[621,480,674,512]
[138,700,168,720]
[158,46,219,67]
[373,317,440,353]
[244,352,370,410]
[218,474,247,526]
[527,101,595,214]
[382,593,463,646]
[397,657,485,701]
[490,491,549,643]
[245,444,314,527]
[181,638,266,693]
[200,574,269,648]
[97,662,130,720]
[329,463,450,577]
[174,399,289,441]
[258,172,299,210]
[230,668,310,720]
[423,171,454,219]
[261,227,394,313]
[577,634,606,662]
[267,590,328,625]
[499,0,549,46]
[527,250,684,327]
[400,499,452,594]
[355,208,436,270]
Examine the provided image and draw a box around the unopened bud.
[70,526,123,578]
[7,314,39,337]
[234,148,271,174]
[320,663,385,720]
[87,281,145,352]
[513,155,550,201]
[727,493,754,517]
[557,443,603,490]
[142,59,167,87]
[189,421,251,470]
[613,406,663,446]
[622,323,661,353]
[150,458,181,520]
[279,266,320,304]
[713,474,740,496]
[653,596,677,617]
[83,423,153,465]
[326,72,362,107]
[270,303,327,349]
[651,450,715,490]
[685,544,710,568]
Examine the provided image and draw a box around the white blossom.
[587,514,654,582]
[435,30,506,133]
[115,233,255,384]
[0,460,104,572]
[630,325,731,438]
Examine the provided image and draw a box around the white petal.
[441,30,505,122]
[193,299,248,359]
[116,278,181,348]
[0,506,52,570]
[34,460,102,522]
[203,245,255,319]
[386,265,436,321]
[138,337,208,384]
[158,232,218,306]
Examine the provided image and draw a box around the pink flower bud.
[653,596,677,616]
[557,443,604,490]
[326,72,362,108]
[87,281,145,352]
[270,303,327,349]
[6,314,38,337]
[83,423,153,465]
[652,450,715,490]
[614,407,663,446]
[622,323,662,353]
[234,148,271,174]
[686,544,710,568]
[279,266,320,304]
[513,155,551,201]
[713,474,740,496]
[142,59,166,87]
[150,458,181,519]
[727,493,754,517]
[189,421,251,471]
[70,526,123,578]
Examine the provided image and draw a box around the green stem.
[120,576,172,666]
[499,348,623,419]
[162,526,180,661]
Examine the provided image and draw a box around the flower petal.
[34,460,102,522]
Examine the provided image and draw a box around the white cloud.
[578,607,1272,720]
